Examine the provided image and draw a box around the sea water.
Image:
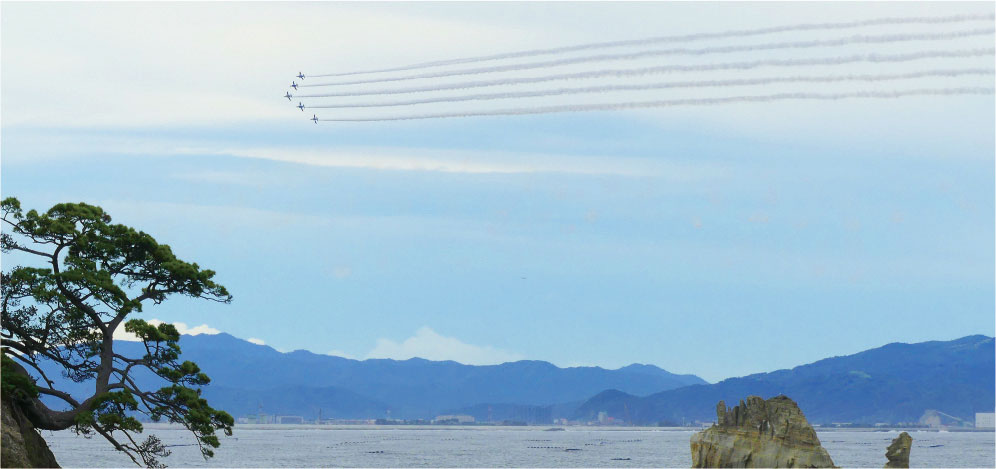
[44,425,995,468]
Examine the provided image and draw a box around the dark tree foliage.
[1,197,234,468]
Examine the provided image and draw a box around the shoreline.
[116,423,996,433]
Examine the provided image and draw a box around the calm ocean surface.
[45,425,995,468]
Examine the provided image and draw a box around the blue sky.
[2,2,993,382]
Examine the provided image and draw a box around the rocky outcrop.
[690,395,835,468]
[1,394,60,468]
[884,432,912,468]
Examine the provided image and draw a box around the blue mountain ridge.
[574,335,995,425]
[36,332,704,420]
[33,334,993,423]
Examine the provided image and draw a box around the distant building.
[276,415,304,424]
[919,411,942,428]
[433,414,475,424]
[597,412,608,424]
[976,413,995,429]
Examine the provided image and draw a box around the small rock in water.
[884,432,912,468]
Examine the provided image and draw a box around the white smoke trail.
[315,28,995,87]
[305,13,995,78]
[315,87,994,122]
[295,48,996,95]
[301,68,995,108]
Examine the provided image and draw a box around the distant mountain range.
[34,334,993,425]
[38,332,704,420]
[575,335,995,425]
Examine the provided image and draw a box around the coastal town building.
[433,414,475,424]
[975,412,995,429]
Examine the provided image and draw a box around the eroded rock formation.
[690,395,835,468]
[1,393,60,468]
[884,432,912,468]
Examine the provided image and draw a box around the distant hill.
[575,335,995,425]
[440,401,584,424]
[36,332,704,420]
[204,385,390,420]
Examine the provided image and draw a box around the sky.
[2,2,994,383]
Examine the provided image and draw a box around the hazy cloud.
[113,319,221,341]
[3,130,729,178]
[326,350,356,359]
[367,326,524,365]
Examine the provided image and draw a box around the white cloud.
[113,327,142,342]
[562,361,600,368]
[2,130,729,178]
[177,323,223,336]
[326,350,356,359]
[367,326,523,365]
[247,338,266,346]
[113,319,221,342]
[213,145,715,177]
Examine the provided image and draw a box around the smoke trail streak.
[301,68,996,108]
[316,87,994,121]
[316,28,995,87]
[306,13,995,78]
[296,48,996,95]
